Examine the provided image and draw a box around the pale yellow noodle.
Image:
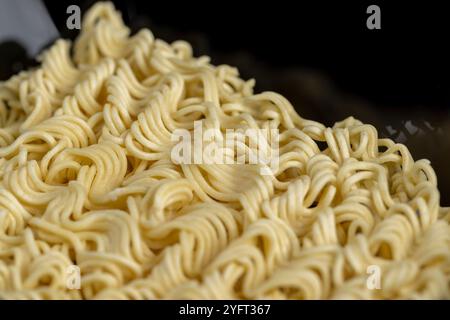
[0,2,448,300]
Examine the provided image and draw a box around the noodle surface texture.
[0,2,449,299]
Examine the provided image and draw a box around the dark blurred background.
[1,0,449,205]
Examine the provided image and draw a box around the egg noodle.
[0,2,449,299]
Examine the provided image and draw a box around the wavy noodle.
[0,2,448,299]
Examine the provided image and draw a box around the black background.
[44,0,450,109]
[0,299,443,318]
[2,0,450,204]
